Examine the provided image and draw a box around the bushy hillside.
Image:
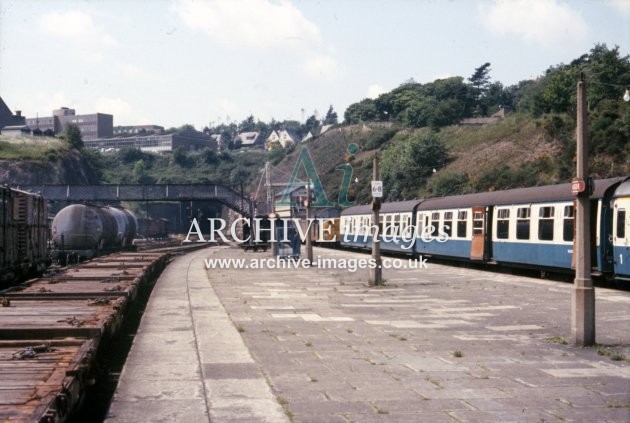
[270,112,628,205]
[0,136,100,185]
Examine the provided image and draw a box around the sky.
[0,0,629,130]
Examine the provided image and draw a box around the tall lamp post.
[572,73,595,346]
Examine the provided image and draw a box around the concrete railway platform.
[107,246,630,422]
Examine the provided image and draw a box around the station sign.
[571,178,586,195]
[371,181,383,198]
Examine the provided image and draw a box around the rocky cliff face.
[0,150,100,186]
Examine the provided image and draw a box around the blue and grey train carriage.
[337,177,630,280]
[340,200,421,253]
[612,179,630,279]
[414,178,624,273]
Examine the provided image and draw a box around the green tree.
[200,147,218,165]
[63,123,84,150]
[427,171,469,196]
[468,62,492,114]
[132,159,155,184]
[229,165,249,187]
[586,44,630,108]
[344,99,378,123]
[175,124,197,134]
[267,146,287,165]
[481,81,514,114]
[118,147,146,163]
[323,105,338,125]
[402,97,438,128]
[537,65,578,114]
[389,83,423,118]
[239,115,256,132]
[381,133,450,199]
[303,114,320,135]
[173,146,190,166]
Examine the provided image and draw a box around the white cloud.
[23,92,70,117]
[119,64,157,81]
[84,52,105,64]
[607,0,630,17]
[173,0,321,50]
[39,10,116,46]
[94,97,133,123]
[480,0,589,49]
[302,55,343,81]
[217,98,239,116]
[173,0,340,81]
[367,84,386,99]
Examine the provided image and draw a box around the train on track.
[52,204,138,259]
[137,216,170,239]
[311,177,630,281]
[1,184,172,281]
[52,204,171,260]
[0,186,49,284]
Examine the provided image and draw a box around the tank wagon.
[52,204,137,259]
[0,186,49,284]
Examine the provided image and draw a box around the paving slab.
[107,245,629,422]
[106,248,289,423]
[204,245,629,423]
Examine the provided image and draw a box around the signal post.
[370,154,383,286]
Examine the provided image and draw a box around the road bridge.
[16,184,266,217]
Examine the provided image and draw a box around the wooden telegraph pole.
[370,154,382,286]
[572,73,595,346]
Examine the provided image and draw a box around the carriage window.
[516,207,530,240]
[443,212,453,237]
[473,211,484,235]
[457,211,468,238]
[563,205,574,242]
[382,214,390,236]
[497,208,510,239]
[390,215,399,237]
[401,215,410,233]
[430,212,440,236]
[538,206,555,241]
[361,216,368,235]
[618,209,626,239]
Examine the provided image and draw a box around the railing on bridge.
[16,184,268,217]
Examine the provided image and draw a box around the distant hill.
[2,111,627,206]
[269,113,628,205]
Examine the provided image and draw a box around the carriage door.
[470,207,485,260]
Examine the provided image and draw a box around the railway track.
[0,243,207,423]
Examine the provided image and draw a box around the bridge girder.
[15,184,265,218]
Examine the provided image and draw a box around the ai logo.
[276,144,359,208]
